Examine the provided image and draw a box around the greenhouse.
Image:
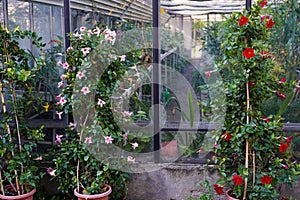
[0,0,300,199]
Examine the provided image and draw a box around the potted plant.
[0,24,45,199]
[208,1,300,199]
[51,25,132,200]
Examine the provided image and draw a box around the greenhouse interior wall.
[1,0,300,199]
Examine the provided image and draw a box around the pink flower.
[199,148,204,154]
[281,164,289,169]
[69,122,76,130]
[56,94,61,101]
[34,156,42,161]
[61,74,67,80]
[57,60,62,66]
[131,142,138,149]
[56,134,63,144]
[279,78,286,84]
[80,26,86,32]
[81,86,90,95]
[205,71,211,78]
[62,62,69,69]
[47,167,56,177]
[59,97,66,105]
[58,81,63,88]
[263,117,270,123]
[76,71,85,79]
[104,136,113,144]
[119,55,126,61]
[56,111,63,119]
[85,137,92,144]
[127,156,135,162]
[81,47,90,55]
[97,98,106,107]
[122,111,133,117]
[122,131,128,140]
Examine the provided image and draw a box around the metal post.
[152,0,160,163]
[246,0,252,10]
[64,0,71,49]
[3,0,8,27]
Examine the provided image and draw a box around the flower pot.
[225,189,240,200]
[0,185,36,200]
[74,184,112,200]
[161,140,178,158]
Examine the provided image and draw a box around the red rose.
[243,48,255,59]
[260,175,272,185]
[213,184,224,195]
[239,15,248,26]
[232,174,243,186]
[266,18,275,28]
[280,142,289,153]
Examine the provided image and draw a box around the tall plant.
[0,24,45,195]
[211,1,300,199]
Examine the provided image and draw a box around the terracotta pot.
[74,184,112,200]
[161,140,178,158]
[225,189,240,200]
[0,185,36,200]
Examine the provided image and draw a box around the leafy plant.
[0,23,45,196]
[208,1,300,199]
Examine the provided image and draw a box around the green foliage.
[0,23,45,195]
[209,1,300,199]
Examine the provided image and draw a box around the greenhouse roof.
[161,0,300,19]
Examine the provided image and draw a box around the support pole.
[64,0,71,49]
[246,0,252,11]
[3,0,8,27]
[152,0,160,163]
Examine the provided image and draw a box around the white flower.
[76,71,85,80]
[119,55,126,61]
[97,98,106,107]
[131,142,138,149]
[127,156,135,162]
[81,47,91,56]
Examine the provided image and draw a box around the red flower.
[261,15,270,23]
[239,15,248,26]
[266,18,275,28]
[259,1,268,8]
[285,136,293,143]
[205,71,211,78]
[213,184,224,195]
[276,92,286,100]
[263,117,270,123]
[280,142,289,153]
[282,197,288,200]
[243,48,255,59]
[279,78,286,84]
[260,175,272,185]
[222,132,232,141]
[248,81,255,87]
[297,85,300,92]
[232,174,243,186]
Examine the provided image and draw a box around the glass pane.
[0,0,3,23]
[52,6,63,40]
[33,3,51,47]
[8,0,30,48]
[8,0,29,30]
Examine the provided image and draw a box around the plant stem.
[11,86,24,194]
[0,84,21,195]
[0,168,4,195]
[77,112,90,193]
[243,81,250,200]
